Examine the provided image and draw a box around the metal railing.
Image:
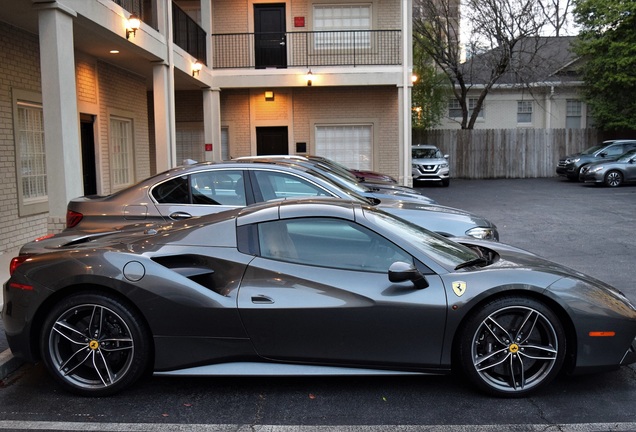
[113,0,207,64]
[172,3,207,64]
[211,30,401,69]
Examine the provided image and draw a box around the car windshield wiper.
[455,256,489,270]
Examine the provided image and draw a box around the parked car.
[556,140,636,181]
[412,144,450,187]
[579,149,636,187]
[66,162,498,240]
[5,198,636,397]
[235,155,437,204]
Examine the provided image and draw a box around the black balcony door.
[254,4,287,68]
[257,127,288,155]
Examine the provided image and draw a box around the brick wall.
[0,23,47,252]
[219,86,400,177]
[97,62,151,194]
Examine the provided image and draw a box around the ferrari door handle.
[169,212,192,220]
[251,295,274,304]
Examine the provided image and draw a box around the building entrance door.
[256,126,288,155]
[254,4,287,68]
[80,114,97,195]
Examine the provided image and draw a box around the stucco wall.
[436,88,590,130]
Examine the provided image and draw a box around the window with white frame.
[221,127,229,161]
[313,4,372,49]
[315,124,373,170]
[448,98,483,118]
[517,100,533,124]
[13,90,48,216]
[566,100,582,129]
[110,116,135,190]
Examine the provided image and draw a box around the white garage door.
[315,125,373,170]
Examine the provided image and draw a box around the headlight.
[466,227,497,240]
[590,166,604,173]
[440,163,449,169]
[572,157,581,163]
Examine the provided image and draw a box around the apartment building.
[0,0,413,253]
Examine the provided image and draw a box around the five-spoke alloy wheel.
[40,292,150,396]
[459,296,566,397]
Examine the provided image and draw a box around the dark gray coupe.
[3,199,636,397]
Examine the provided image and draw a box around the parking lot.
[417,177,636,301]
[0,177,635,431]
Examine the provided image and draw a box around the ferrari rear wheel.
[40,292,150,396]
[459,296,565,397]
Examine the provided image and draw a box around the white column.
[400,0,413,186]
[203,88,222,161]
[35,3,83,222]
[153,63,176,170]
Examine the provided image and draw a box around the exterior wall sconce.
[306,69,313,87]
[126,14,141,39]
[411,74,418,83]
[192,60,202,77]
[264,91,275,101]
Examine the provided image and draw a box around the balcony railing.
[211,30,401,69]
[172,3,207,65]
[113,0,207,65]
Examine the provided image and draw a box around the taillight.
[66,210,83,228]
[34,234,55,242]
[9,255,32,276]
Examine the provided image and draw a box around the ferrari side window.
[258,218,413,272]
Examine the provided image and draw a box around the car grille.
[416,164,438,173]
[557,160,567,168]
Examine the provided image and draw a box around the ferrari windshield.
[363,207,478,269]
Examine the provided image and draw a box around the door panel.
[256,126,288,155]
[254,4,287,68]
[237,258,447,367]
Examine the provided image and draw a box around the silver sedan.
[580,149,636,187]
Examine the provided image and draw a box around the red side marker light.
[589,331,616,337]
[34,234,55,242]
[9,282,33,291]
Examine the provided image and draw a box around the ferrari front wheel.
[458,296,566,397]
[40,292,151,396]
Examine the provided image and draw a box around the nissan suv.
[556,140,636,181]
[412,144,450,187]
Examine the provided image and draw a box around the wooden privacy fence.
[413,129,599,179]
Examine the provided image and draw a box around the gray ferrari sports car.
[3,199,636,397]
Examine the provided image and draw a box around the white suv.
[412,144,450,187]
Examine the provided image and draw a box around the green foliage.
[574,0,636,130]
[411,41,451,130]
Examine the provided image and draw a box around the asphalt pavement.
[1,177,635,383]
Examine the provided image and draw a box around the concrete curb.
[0,349,23,380]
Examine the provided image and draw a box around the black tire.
[40,292,151,396]
[458,296,566,397]
[604,170,623,187]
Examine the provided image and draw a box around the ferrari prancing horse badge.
[452,281,467,297]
